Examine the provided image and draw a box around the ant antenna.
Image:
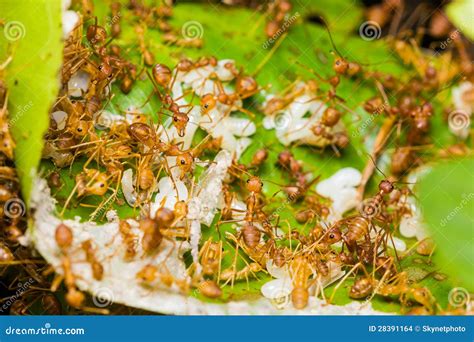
[295,61,326,82]
[367,153,388,179]
[318,16,343,58]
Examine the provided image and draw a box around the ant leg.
[50,274,64,292]
[328,262,361,304]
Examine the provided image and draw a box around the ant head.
[246,176,263,193]
[379,180,394,194]
[97,46,107,57]
[224,61,237,75]
[176,152,194,172]
[174,200,188,217]
[172,112,189,137]
[209,56,218,67]
[66,288,85,308]
[200,94,216,113]
[88,178,108,196]
[326,227,342,244]
[334,132,349,148]
[72,121,90,137]
[86,24,107,45]
[333,58,349,75]
[163,94,173,104]
[98,62,113,80]
[328,75,340,87]
[264,97,286,115]
[277,150,292,166]
[412,287,433,307]
[311,123,326,136]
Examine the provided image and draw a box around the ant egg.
[62,10,79,38]
[215,59,235,81]
[399,215,417,238]
[265,260,289,279]
[316,168,362,220]
[316,168,362,194]
[67,70,90,97]
[261,278,292,308]
[51,111,68,130]
[389,237,407,252]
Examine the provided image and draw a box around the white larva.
[121,169,137,206]
[151,177,188,216]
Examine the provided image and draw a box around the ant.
[135,24,154,67]
[52,224,108,314]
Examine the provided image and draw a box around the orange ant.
[136,263,190,294]
[81,239,104,281]
[118,220,138,261]
[135,24,154,67]
[199,237,223,278]
[51,224,108,314]
[289,254,313,309]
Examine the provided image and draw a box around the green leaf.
[28,0,467,314]
[0,0,63,202]
[446,0,474,40]
[419,158,474,291]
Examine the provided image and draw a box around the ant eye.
[180,159,186,165]
[77,128,83,132]
[98,65,103,70]
[246,179,250,183]
[329,234,335,239]
[100,183,105,188]
[174,117,178,121]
